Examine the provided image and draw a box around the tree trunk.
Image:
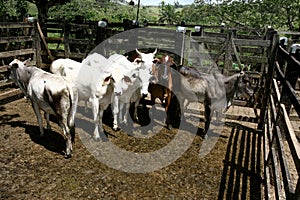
[36,4,49,37]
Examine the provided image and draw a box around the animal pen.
[0,20,300,199]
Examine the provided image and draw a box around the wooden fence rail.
[263,44,300,200]
[0,21,40,104]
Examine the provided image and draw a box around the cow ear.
[10,63,19,69]
[123,75,132,84]
[239,71,245,76]
[102,76,111,86]
[9,59,19,66]
[24,58,31,66]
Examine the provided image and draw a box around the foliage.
[15,0,28,19]
[49,0,141,22]
[158,2,180,24]
[48,0,100,21]
[2,0,300,32]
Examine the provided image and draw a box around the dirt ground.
[0,98,263,199]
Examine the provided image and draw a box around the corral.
[0,20,300,199]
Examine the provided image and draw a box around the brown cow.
[148,54,177,129]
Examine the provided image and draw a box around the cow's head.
[110,67,137,96]
[8,58,31,80]
[95,72,113,99]
[137,66,153,96]
[235,71,254,98]
[135,48,157,69]
[132,58,144,68]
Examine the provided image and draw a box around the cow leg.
[98,109,105,135]
[133,99,140,123]
[112,97,119,131]
[84,100,89,113]
[119,101,125,124]
[92,97,100,141]
[56,98,73,158]
[44,112,51,130]
[58,120,72,159]
[31,101,45,136]
[204,99,212,138]
[164,92,172,130]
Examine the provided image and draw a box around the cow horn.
[153,48,157,54]
[136,48,141,55]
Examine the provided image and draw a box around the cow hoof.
[164,124,172,130]
[113,127,120,131]
[93,137,100,142]
[64,154,72,159]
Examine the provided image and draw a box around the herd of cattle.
[8,49,254,158]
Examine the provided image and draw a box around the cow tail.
[67,85,78,133]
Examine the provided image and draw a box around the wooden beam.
[0,36,33,44]
[36,22,54,62]
[0,48,35,58]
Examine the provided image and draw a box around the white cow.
[50,58,90,108]
[136,48,157,75]
[9,59,78,158]
[50,58,82,85]
[106,54,153,130]
[50,56,113,141]
[74,55,113,141]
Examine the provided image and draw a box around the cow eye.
[123,75,132,83]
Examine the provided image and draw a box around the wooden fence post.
[183,30,191,66]
[224,29,236,75]
[280,54,300,115]
[64,22,70,58]
[258,29,279,130]
[34,22,42,67]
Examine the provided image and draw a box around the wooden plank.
[0,88,22,101]
[294,179,300,200]
[233,38,271,47]
[0,36,33,43]
[282,78,300,117]
[40,50,86,60]
[272,78,281,104]
[240,55,268,64]
[45,37,64,42]
[275,125,294,198]
[192,36,226,44]
[236,34,264,40]
[0,81,15,89]
[0,22,33,29]
[37,22,54,62]
[278,31,300,36]
[280,104,300,172]
[68,39,95,45]
[258,31,278,130]
[0,48,35,58]
[264,120,272,200]
[203,32,227,38]
[271,147,285,200]
[0,65,9,73]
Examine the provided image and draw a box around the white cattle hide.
[9,59,78,158]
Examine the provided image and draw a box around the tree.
[16,0,28,20]
[159,2,179,24]
[26,0,71,36]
